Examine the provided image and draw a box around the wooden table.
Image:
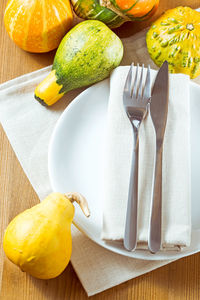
[1,1,200,299]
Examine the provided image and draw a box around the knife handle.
[148,147,162,253]
[124,126,138,251]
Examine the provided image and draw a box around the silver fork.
[123,63,151,251]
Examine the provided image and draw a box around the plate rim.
[48,78,200,261]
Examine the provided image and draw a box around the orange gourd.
[71,0,159,28]
[112,0,159,20]
[4,0,73,53]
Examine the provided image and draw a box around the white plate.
[48,78,200,260]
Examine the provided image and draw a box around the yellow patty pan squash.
[146,6,200,78]
[3,192,90,279]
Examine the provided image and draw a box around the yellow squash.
[3,192,90,279]
[146,6,200,78]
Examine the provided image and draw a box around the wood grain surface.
[0,1,200,299]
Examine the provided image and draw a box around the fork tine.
[137,64,144,100]
[143,65,151,101]
[132,63,139,98]
[124,63,134,96]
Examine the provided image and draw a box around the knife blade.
[148,61,169,253]
[150,61,169,140]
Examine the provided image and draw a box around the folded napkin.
[102,66,191,250]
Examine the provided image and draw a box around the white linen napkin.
[0,66,199,297]
[102,66,191,250]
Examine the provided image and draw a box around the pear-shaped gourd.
[3,192,90,279]
[34,20,123,106]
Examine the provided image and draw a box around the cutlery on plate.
[123,63,151,251]
[148,61,169,254]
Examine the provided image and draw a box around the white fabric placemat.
[1,20,200,294]
[102,66,191,250]
[0,66,172,296]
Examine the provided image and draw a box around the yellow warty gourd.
[146,6,200,78]
[3,192,90,279]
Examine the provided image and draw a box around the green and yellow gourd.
[71,0,159,28]
[71,0,124,28]
[146,6,200,79]
[35,20,123,106]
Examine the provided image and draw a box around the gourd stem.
[100,0,131,21]
[65,192,90,217]
[186,23,194,31]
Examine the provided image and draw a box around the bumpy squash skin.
[53,20,123,93]
[3,193,74,279]
[146,6,200,79]
[4,0,73,53]
[72,0,125,28]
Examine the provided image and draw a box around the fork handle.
[124,126,139,251]
[148,147,162,253]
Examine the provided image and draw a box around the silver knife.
[148,61,169,254]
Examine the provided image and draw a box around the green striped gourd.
[71,0,159,28]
